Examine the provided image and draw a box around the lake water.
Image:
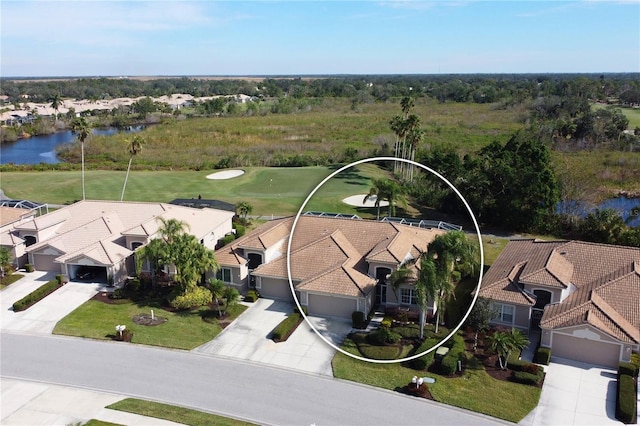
[558,196,640,227]
[0,126,142,165]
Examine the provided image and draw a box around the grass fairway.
[0,164,394,217]
[53,299,247,350]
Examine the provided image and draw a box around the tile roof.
[482,239,640,343]
[221,216,446,299]
[24,200,232,268]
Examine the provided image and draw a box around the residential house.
[0,206,39,268]
[480,239,640,367]
[215,215,447,319]
[13,200,234,284]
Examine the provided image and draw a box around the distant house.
[215,215,447,319]
[480,239,640,367]
[12,200,234,284]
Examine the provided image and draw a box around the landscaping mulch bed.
[400,383,434,400]
[132,314,167,326]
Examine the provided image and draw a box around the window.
[400,288,416,305]
[216,268,232,283]
[493,303,514,324]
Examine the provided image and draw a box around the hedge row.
[616,374,636,424]
[616,360,638,424]
[12,279,62,311]
[169,287,213,310]
[507,359,541,375]
[511,370,544,386]
[410,337,440,370]
[440,334,466,375]
[272,312,302,342]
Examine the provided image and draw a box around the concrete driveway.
[519,357,619,426]
[193,298,352,376]
[1,271,103,334]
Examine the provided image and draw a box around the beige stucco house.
[215,215,446,319]
[480,239,640,367]
[0,206,38,269]
[12,200,234,284]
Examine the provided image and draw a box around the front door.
[375,267,391,305]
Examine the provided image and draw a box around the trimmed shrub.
[24,264,34,272]
[616,374,636,424]
[440,334,465,375]
[55,274,64,284]
[352,311,366,329]
[244,289,260,303]
[272,312,302,342]
[12,279,61,311]
[535,347,551,365]
[411,337,439,370]
[293,305,308,315]
[618,362,639,378]
[511,371,543,386]
[169,287,213,310]
[507,359,540,374]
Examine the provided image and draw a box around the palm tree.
[486,328,530,369]
[120,135,145,201]
[388,261,435,339]
[364,178,390,220]
[222,286,240,315]
[49,93,63,120]
[208,278,226,317]
[424,230,479,334]
[0,247,11,279]
[237,201,253,224]
[70,117,91,200]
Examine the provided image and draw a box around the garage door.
[33,254,58,272]
[552,333,621,368]
[259,278,294,300]
[308,294,356,319]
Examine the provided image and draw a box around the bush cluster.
[439,334,466,375]
[234,223,246,238]
[169,287,213,310]
[12,279,61,311]
[24,264,34,272]
[244,289,260,303]
[368,327,402,346]
[534,347,551,365]
[272,312,302,342]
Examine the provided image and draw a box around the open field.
[0,164,403,218]
[52,98,527,169]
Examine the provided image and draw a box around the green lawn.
[593,103,640,129]
[106,398,255,426]
[0,273,24,290]
[0,164,396,218]
[332,338,540,423]
[53,298,246,350]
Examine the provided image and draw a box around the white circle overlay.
[287,157,485,364]
[206,169,245,180]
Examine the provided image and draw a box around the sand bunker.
[342,194,390,208]
[206,170,245,180]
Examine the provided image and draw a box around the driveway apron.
[1,272,103,334]
[193,298,352,376]
[519,357,619,426]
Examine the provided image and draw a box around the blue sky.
[2,1,639,77]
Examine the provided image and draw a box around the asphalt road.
[1,332,508,426]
